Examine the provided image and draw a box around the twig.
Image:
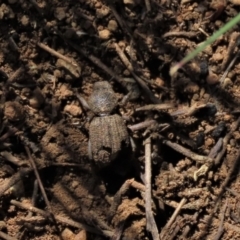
[163,31,199,39]
[37,42,78,67]
[136,103,175,112]
[168,222,181,240]
[10,200,110,236]
[144,0,151,12]
[219,50,240,85]
[198,150,240,239]
[130,180,146,192]
[225,187,240,198]
[8,37,18,52]
[180,212,199,239]
[114,43,160,103]
[106,0,133,39]
[0,231,17,240]
[0,125,22,142]
[7,66,24,84]
[63,39,126,87]
[109,179,135,219]
[213,200,228,240]
[144,137,159,240]
[170,103,210,117]
[160,198,187,239]
[214,117,240,165]
[159,135,213,164]
[27,179,39,218]
[209,138,223,159]
[25,146,52,212]
[165,198,187,229]
[128,120,157,131]
[111,221,125,240]
[0,151,29,167]
[221,32,240,70]
[0,168,31,197]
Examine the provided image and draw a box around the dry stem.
[145,137,159,240]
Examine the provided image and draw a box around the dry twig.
[128,120,157,131]
[163,31,199,39]
[10,200,110,236]
[144,0,151,12]
[37,42,78,67]
[25,146,52,213]
[136,103,175,112]
[144,137,159,240]
[64,40,126,87]
[160,198,187,239]
[114,43,160,103]
[0,231,17,240]
[214,117,240,165]
[159,135,213,164]
[0,168,31,197]
[213,200,228,240]
[109,179,135,219]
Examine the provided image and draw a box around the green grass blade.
[170,13,240,76]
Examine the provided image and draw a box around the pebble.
[230,0,240,5]
[206,71,219,85]
[108,19,118,32]
[98,29,111,40]
[4,101,24,122]
[54,8,66,21]
[74,230,87,240]
[155,77,165,88]
[96,7,110,18]
[20,15,29,26]
[61,228,75,240]
[64,103,82,116]
[29,87,45,109]
[205,138,214,147]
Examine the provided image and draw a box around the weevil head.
[89,81,117,116]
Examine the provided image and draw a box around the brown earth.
[1,0,240,239]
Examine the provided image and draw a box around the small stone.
[98,29,111,40]
[54,7,66,21]
[108,19,118,32]
[205,138,214,147]
[4,101,24,122]
[74,230,87,240]
[29,87,45,109]
[20,15,29,26]
[206,71,219,85]
[61,228,75,240]
[155,77,165,88]
[211,52,223,62]
[64,104,82,116]
[223,114,232,122]
[123,0,136,5]
[222,77,233,88]
[230,0,240,5]
[96,7,110,18]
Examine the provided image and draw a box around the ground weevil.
[87,81,130,169]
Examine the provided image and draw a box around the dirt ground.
[1,0,240,239]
